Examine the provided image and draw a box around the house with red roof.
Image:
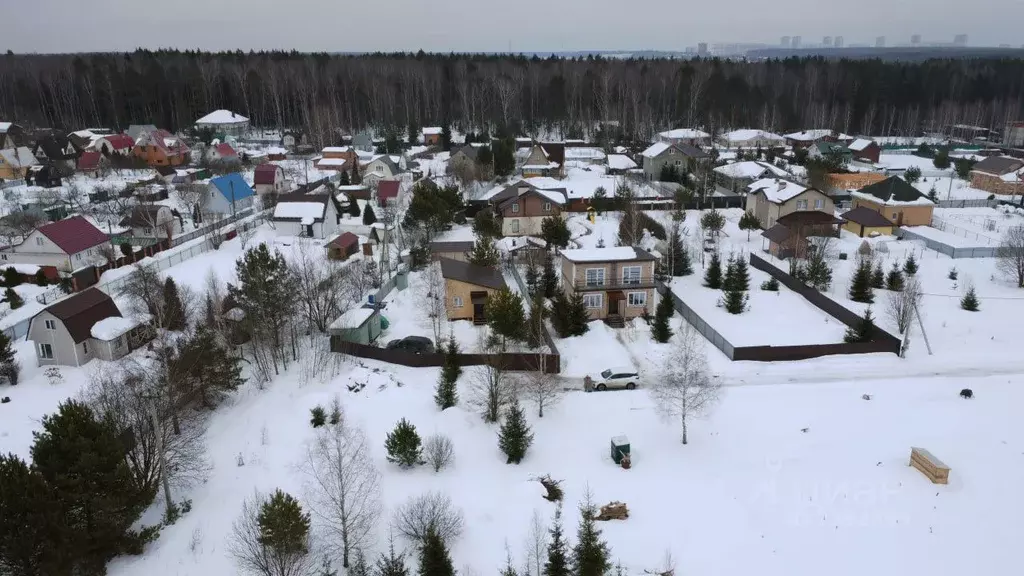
[133,129,189,167]
[93,134,135,156]
[254,163,286,196]
[76,150,107,176]
[2,216,109,270]
[205,142,240,165]
[375,180,400,207]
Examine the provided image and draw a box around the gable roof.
[848,138,876,152]
[127,125,158,140]
[196,109,249,124]
[842,206,896,227]
[272,193,329,222]
[714,161,788,180]
[813,141,851,155]
[34,135,77,160]
[748,178,811,204]
[496,186,566,211]
[719,129,785,144]
[539,143,565,166]
[38,288,121,343]
[254,163,282,185]
[854,177,931,205]
[137,129,188,156]
[607,154,637,170]
[972,155,1024,176]
[784,129,834,142]
[0,146,38,168]
[101,134,135,150]
[214,143,238,157]
[36,216,108,254]
[329,232,360,250]
[658,128,710,140]
[119,205,169,227]
[377,180,400,200]
[210,173,255,202]
[560,246,657,263]
[452,146,480,161]
[430,241,475,254]
[640,142,672,158]
[77,150,103,171]
[439,258,506,290]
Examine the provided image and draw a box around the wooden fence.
[330,336,561,374]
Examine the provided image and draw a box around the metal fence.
[894,228,999,259]
[656,281,736,359]
[935,198,999,209]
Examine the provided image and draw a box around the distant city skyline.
[3,0,1023,53]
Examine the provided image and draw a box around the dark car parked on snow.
[386,336,435,354]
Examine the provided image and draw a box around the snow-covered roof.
[658,128,710,140]
[641,142,671,158]
[90,315,149,341]
[1000,169,1024,182]
[330,308,376,330]
[534,189,566,205]
[561,247,649,262]
[316,158,349,166]
[422,127,443,135]
[748,178,809,203]
[607,154,637,170]
[523,162,560,170]
[850,190,933,207]
[720,129,785,144]
[0,146,37,168]
[0,122,10,133]
[195,109,249,125]
[848,138,874,152]
[564,147,606,160]
[784,129,833,141]
[274,201,325,221]
[714,161,789,180]
[323,146,351,153]
[266,146,287,154]
[2,263,40,275]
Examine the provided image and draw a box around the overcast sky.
[7,0,1024,53]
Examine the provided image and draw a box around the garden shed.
[329,307,381,345]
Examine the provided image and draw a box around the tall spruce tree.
[525,264,540,296]
[870,262,885,289]
[572,497,611,576]
[174,326,245,408]
[363,203,378,225]
[651,292,674,343]
[468,238,501,267]
[376,537,410,576]
[703,252,723,289]
[541,252,559,298]
[723,288,748,314]
[722,253,738,291]
[563,290,591,337]
[30,400,153,574]
[886,263,904,291]
[485,288,527,348]
[349,197,362,218]
[848,259,875,303]
[0,454,70,575]
[543,506,570,576]
[435,338,461,410]
[498,398,534,464]
[903,254,919,275]
[844,308,877,343]
[418,527,455,576]
[668,226,692,276]
[231,243,296,368]
[162,277,186,330]
[541,216,571,249]
[731,254,751,290]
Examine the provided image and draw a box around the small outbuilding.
[841,206,896,238]
[329,307,381,345]
[327,232,360,260]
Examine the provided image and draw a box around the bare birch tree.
[290,241,356,333]
[469,350,516,423]
[303,401,381,568]
[997,226,1024,288]
[523,509,548,576]
[521,362,563,418]
[422,261,447,346]
[886,275,922,335]
[651,324,720,444]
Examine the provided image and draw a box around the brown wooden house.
[440,258,507,323]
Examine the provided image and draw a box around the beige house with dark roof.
[560,247,657,326]
[440,258,507,323]
[745,179,834,230]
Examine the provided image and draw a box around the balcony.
[572,278,656,291]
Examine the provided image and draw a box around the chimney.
[231,111,236,118]
[778,181,787,189]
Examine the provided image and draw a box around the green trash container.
[380,316,390,331]
[610,435,630,464]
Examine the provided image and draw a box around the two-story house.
[640,142,709,180]
[0,146,38,179]
[521,144,565,178]
[560,247,658,326]
[119,205,181,240]
[254,163,287,197]
[272,193,340,239]
[969,155,1024,196]
[657,128,711,147]
[133,129,190,167]
[713,161,790,195]
[849,176,934,227]
[1,216,109,270]
[204,173,256,218]
[490,183,566,237]
[745,179,834,230]
[361,155,402,187]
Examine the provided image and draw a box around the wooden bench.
[910,447,950,484]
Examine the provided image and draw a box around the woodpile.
[910,447,950,484]
[595,501,629,521]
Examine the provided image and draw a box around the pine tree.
[927,185,938,203]
[376,538,410,576]
[350,549,371,576]
[349,197,362,218]
[651,292,674,343]
[844,308,877,343]
[961,285,980,311]
[339,170,351,186]
[351,162,361,184]
[903,253,918,275]
[543,507,570,576]
[468,238,500,267]
[310,406,327,427]
[541,252,559,298]
[498,398,534,464]
[485,287,527,347]
[162,277,186,330]
[564,290,591,337]
[441,125,453,152]
[418,527,455,576]
[30,400,152,573]
[667,226,692,276]
[723,289,747,314]
[886,263,904,291]
[732,254,750,290]
[541,216,571,249]
[703,252,723,289]
[0,453,70,575]
[385,418,422,468]
[3,287,22,310]
[848,259,875,303]
[258,489,311,560]
[363,203,378,225]
[173,326,244,408]
[572,498,611,576]
[435,338,460,410]
[871,262,885,289]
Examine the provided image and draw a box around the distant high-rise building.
[911,34,921,46]
[834,36,844,48]
[953,34,968,46]
[697,43,709,56]
[823,36,833,47]
[792,36,802,49]
[781,36,791,48]
[876,36,886,48]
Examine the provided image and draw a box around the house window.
[543,202,552,211]
[622,266,642,285]
[796,199,808,210]
[36,237,44,246]
[892,212,898,219]
[115,336,124,350]
[144,227,152,235]
[583,293,603,309]
[512,202,520,213]
[1,254,6,261]
[44,319,56,330]
[38,343,53,359]
[453,296,464,308]
[674,160,682,166]
[82,341,89,355]
[814,199,824,209]
[75,253,82,261]
[376,165,383,174]
[585,268,606,287]
[510,220,520,233]
[627,292,647,307]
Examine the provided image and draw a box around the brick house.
[969,156,1024,195]
[850,177,934,227]
[560,247,658,325]
[848,138,881,163]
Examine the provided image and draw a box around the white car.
[588,367,642,391]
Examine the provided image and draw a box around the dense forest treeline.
[2,51,1024,149]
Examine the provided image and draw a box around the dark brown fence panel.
[732,340,899,362]
[331,337,560,374]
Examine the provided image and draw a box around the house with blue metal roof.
[205,173,255,217]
